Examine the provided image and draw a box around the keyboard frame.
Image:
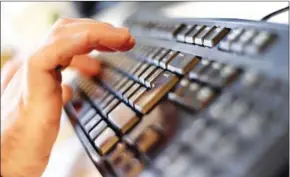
[64,14,289,177]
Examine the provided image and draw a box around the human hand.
[1,18,135,177]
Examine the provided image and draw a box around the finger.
[52,22,135,51]
[70,55,101,76]
[30,28,134,71]
[54,17,114,26]
[94,44,116,52]
[1,59,22,94]
[62,84,72,104]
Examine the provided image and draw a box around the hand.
[1,18,135,177]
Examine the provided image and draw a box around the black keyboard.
[64,13,289,177]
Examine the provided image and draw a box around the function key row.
[129,21,275,55]
[130,22,229,48]
[176,25,230,47]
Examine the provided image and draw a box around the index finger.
[30,22,135,71]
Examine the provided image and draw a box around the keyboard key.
[185,25,206,43]
[139,65,157,85]
[230,29,256,53]
[89,120,107,140]
[135,127,161,153]
[203,27,229,47]
[245,31,274,54]
[145,68,163,88]
[100,94,114,109]
[108,143,134,168]
[169,81,216,111]
[108,103,139,134]
[167,53,199,75]
[108,142,144,177]
[133,62,151,79]
[119,80,135,96]
[134,71,179,113]
[85,114,101,133]
[94,127,119,155]
[123,83,141,103]
[194,26,216,45]
[159,50,179,69]
[166,24,186,39]
[147,48,162,63]
[79,108,96,125]
[199,62,224,83]
[176,25,195,42]
[113,77,130,95]
[152,48,170,65]
[128,61,143,75]
[102,99,120,116]
[128,86,147,106]
[189,59,212,80]
[219,28,244,51]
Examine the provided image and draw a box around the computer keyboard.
[64,13,289,177]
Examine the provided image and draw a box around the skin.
[1,18,135,177]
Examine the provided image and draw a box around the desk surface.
[40,2,288,177]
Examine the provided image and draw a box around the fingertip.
[118,36,136,52]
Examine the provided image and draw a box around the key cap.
[166,24,186,40]
[167,53,200,75]
[79,108,96,125]
[102,99,120,116]
[119,80,135,96]
[219,28,244,51]
[108,143,134,168]
[159,50,179,69]
[199,62,224,84]
[133,63,151,79]
[145,68,163,88]
[89,120,107,140]
[147,48,162,63]
[113,77,130,96]
[108,103,139,134]
[123,83,141,103]
[99,94,114,109]
[94,127,119,155]
[189,59,211,80]
[152,48,170,65]
[135,127,161,153]
[85,114,101,133]
[139,65,157,85]
[134,71,179,113]
[176,25,195,42]
[128,87,147,106]
[185,25,206,43]
[203,27,229,47]
[245,31,274,54]
[128,61,143,75]
[230,29,256,53]
[194,26,216,45]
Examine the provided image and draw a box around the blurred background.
[1,2,288,177]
